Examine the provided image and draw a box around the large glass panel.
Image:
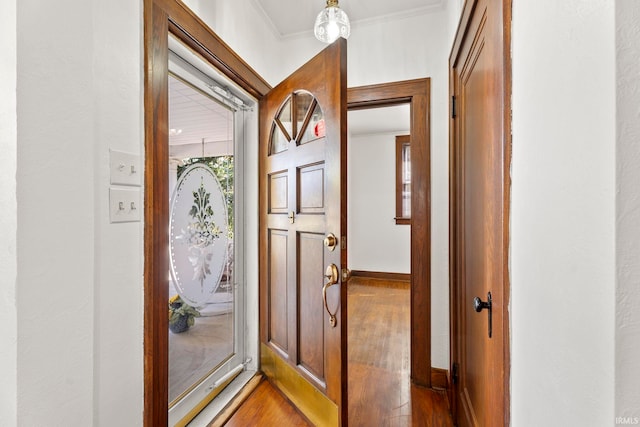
[168,74,236,405]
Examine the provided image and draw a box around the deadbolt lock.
[324,233,338,251]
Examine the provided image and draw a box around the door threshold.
[187,370,260,427]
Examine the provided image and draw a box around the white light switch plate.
[110,149,141,186]
[109,188,142,223]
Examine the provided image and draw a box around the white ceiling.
[253,0,444,38]
[169,75,232,147]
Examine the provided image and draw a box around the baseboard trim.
[430,368,449,390]
[350,270,410,282]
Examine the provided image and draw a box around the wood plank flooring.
[222,277,453,426]
[348,278,453,426]
[223,379,311,426]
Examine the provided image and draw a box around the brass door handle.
[323,264,339,327]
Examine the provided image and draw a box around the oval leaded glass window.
[269,91,325,155]
[169,164,229,307]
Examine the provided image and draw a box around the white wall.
[17,1,96,425]
[447,0,464,43]
[0,0,17,424]
[348,132,411,274]
[616,0,640,419]
[14,0,144,425]
[511,0,616,425]
[181,0,284,86]
[92,1,145,425]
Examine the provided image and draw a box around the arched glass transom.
[269,91,325,155]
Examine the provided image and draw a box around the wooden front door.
[449,0,511,426]
[259,39,347,426]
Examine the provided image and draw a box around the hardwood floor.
[348,278,453,427]
[221,277,453,426]
[224,379,312,426]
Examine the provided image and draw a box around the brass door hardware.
[324,233,338,251]
[323,264,339,327]
[341,267,351,282]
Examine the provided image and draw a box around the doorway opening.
[346,104,412,423]
[143,1,269,419]
[166,37,260,426]
[345,81,438,424]
[347,79,433,390]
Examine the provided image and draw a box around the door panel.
[298,231,327,386]
[269,172,289,213]
[450,0,511,425]
[299,163,326,214]
[268,229,289,352]
[260,39,347,426]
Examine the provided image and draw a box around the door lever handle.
[473,292,492,338]
[323,264,339,328]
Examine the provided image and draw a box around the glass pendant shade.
[314,1,351,43]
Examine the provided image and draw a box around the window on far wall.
[395,134,410,225]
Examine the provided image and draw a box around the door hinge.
[452,362,459,385]
[451,95,457,119]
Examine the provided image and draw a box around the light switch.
[109,188,141,223]
[110,149,141,186]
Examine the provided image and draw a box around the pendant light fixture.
[314,0,351,43]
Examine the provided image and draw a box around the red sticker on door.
[314,119,326,138]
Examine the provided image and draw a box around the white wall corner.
[615,0,640,420]
[0,0,18,425]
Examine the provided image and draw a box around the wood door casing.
[347,79,431,387]
[259,39,347,425]
[449,0,511,426]
[143,1,271,425]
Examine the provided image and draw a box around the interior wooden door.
[259,39,347,426]
[449,0,511,426]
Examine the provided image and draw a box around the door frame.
[348,79,432,386]
[143,1,270,425]
[448,0,512,423]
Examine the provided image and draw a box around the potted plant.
[168,295,200,333]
